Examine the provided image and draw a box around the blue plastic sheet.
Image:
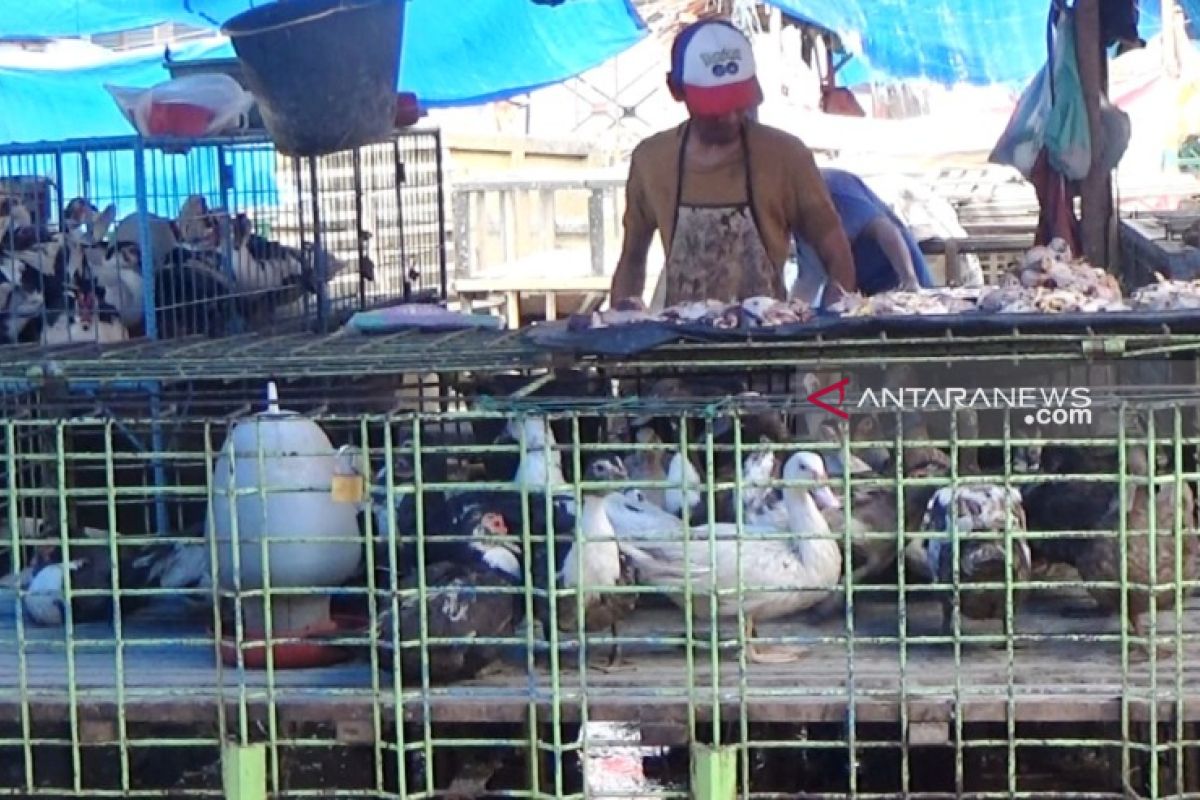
[0,0,647,144]
[767,0,1180,86]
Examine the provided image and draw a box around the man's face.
[690,110,745,145]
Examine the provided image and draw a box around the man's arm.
[862,215,919,290]
[610,226,655,309]
[786,143,857,297]
[609,152,656,309]
[813,227,857,301]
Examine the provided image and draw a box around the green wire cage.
[1,327,1199,799]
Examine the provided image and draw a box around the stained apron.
[659,123,784,307]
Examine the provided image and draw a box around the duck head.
[468,509,521,579]
[586,454,628,483]
[742,448,777,487]
[634,426,661,447]
[782,451,840,511]
[922,485,1025,533]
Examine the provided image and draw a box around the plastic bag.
[1042,14,1091,180]
[989,12,1091,180]
[105,74,255,140]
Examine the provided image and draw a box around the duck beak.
[812,485,841,511]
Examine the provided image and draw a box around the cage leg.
[222,741,266,800]
[691,742,737,800]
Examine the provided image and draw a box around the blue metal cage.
[0,129,447,346]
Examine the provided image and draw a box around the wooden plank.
[454,275,612,293]
[0,595,1197,727]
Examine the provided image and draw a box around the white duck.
[506,416,568,494]
[613,451,843,664]
[739,448,789,529]
[663,451,702,522]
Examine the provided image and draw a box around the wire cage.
[2,331,1200,798]
[0,128,447,348]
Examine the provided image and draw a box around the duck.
[919,484,1031,645]
[13,524,210,626]
[738,448,789,529]
[614,451,843,664]
[624,423,668,510]
[664,450,703,523]
[1079,447,1198,658]
[71,217,145,333]
[537,456,638,672]
[622,414,705,523]
[1025,442,1198,658]
[367,426,456,571]
[375,504,522,683]
[0,252,52,343]
[809,415,955,591]
[39,286,129,346]
[489,416,580,543]
[814,415,891,477]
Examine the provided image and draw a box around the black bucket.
[221,0,405,158]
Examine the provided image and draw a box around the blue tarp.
[0,0,647,144]
[767,0,1189,87]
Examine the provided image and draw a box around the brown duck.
[1024,442,1199,658]
[1075,447,1197,657]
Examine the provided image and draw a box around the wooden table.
[454,275,612,326]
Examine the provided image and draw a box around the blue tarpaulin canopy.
[0,0,647,144]
[767,0,1191,87]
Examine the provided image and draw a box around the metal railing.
[450,173,626,280]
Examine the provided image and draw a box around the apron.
[661,122,784,307]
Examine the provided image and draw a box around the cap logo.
[699,47,742,68]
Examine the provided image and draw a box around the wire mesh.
[1,347,1199,798]
[0,129,446,349]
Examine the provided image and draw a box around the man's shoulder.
[744,119,813,158]
[631,124,684,164]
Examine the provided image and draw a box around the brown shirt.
[622,119,842,271]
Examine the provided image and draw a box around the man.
[609,19,856,310]
[790,168,934,303]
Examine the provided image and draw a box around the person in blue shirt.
[790,168,934,302]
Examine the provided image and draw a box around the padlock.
[331,444,365,504]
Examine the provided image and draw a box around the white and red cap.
[670,19,763,116]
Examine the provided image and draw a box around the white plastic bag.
[989,12,1092,180]
[105,74,255,139]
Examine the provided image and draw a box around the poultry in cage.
[7,520,209,626]
[532,455,638,672]
[611,451,843,664]
[624,423,670,510]
[1023,442,1199,659]
[366,425,462,572]
[493,418,635,669]
[622,415,703,523]
[919,484,1031,646]
[0,195,128,345]
[374,505,523,683]
[63,200,144,333]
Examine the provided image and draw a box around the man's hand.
[822,282,847,308]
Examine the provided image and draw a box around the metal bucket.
[221,0,405,158]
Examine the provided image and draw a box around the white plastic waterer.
[209,380,362,641]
